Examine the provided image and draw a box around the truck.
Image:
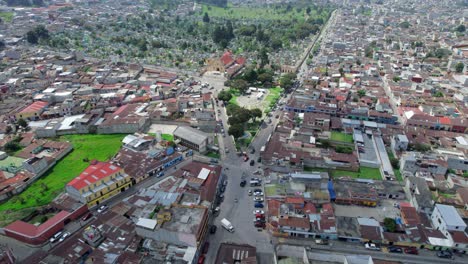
[220,218,234,233]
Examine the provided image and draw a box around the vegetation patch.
[0,12,14,23]
[0,134,125,219]
[330,131,354,143]
[161,134,174,141]
[304,166,382,180]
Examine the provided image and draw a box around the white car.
[59,231,70,242]
[253,197,264,202]
[253,210,264,215]
[364,243,381,251]
[49,231,63,243]
[254,191,264,196]
[97,205,108,213]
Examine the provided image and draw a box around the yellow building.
[66,161,133,207]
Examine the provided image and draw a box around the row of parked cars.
[365,243,456,259]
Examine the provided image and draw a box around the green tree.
[228,124,244,139]
[242,68,258,83]
[226,103,241,116]
[392,76,401,82]
[399,21,410,28]
[306,7,311,15]
[231,79,249,94]
[250,108,262,121]
[455,62,464,73]
[203,12,210,23]
[217,90,232,102]
[414,143,431,152]
[455,24,466,32]
[357,89,366,97]
[4,141,20,153]
[434,91,444,97]
[280,73,297,90]
[390,157,399,169]
[384,217,396,232]
[258,72,273,84]
[17,118,28,128]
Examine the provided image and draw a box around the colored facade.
[66,161,132,207]
[14,101,48,121]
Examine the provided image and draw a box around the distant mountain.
[6,0,46,7]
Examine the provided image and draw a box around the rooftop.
[67,161,122,190]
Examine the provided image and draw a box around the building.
[173,126,212,153]
[4,194,88,245]
[431,204,466,233]
[66,161,132,207]
[405,177,434,214]
[214,243,257,264]
[13,101,48,121]
[391,134,409,152]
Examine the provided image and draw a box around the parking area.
[333,199,400,222]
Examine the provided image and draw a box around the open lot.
[304,166,382,180]
[331,131,354,143]
[235,87,283,113]
[334,199,400,222]
[0,134,125,226]
[147,124,178,135]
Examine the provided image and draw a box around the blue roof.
[328,180,336,200]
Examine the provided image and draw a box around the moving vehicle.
[250,160,255,166]
[248,190,252,196]
[209,225,217,234]
[197,255,205,264]
[364,243,381,251]
[50,231,63,243]
[388,246,403,253]
[240,180,247,187]
[221,218,234,232]
[436,250,453,259]
[97,205,108,213]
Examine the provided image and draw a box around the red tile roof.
[220,51,234,66]
[401,206,421,225]
[268,200,281,217]
[67,162,122,190]
[279,217,310,229]
[450,231,468,244]
[19,101,48,114]
[285,197,304,205]
[5,210,70,238]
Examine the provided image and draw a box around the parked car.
[253,210,265,215]
[209,225,217,234]
[254,222,265,228]
[49,231,63,243]
[253,218,266,223]
[59,231,70,243]
[248,190,252,196]
[97,205,108,213]
[250,148,255,154]
[82,213,93,221]
[364,243,381,251]
[220,185,226,193]
[403,247,418,255]
[253,196,264,202]
[223,180,228,186]
[197,255,205,264]
[388,246,403,253]
[257,157,261,162]
[255,214,265,219]
[250,160,255,166]
[253,188,263,192]
[254,203,264,208]
[202,242,210,254]
[436,250,453,259]
[254,191,263,196]
[315,239,329,245]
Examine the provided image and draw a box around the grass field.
[304,166,382,180]
[200,4,308,21]
[331,131,354,143]
[265,87,283,110]
[0,12,14,23]
[0,134,125,222]
[161,134,174,141]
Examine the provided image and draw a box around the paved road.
[277,241,468,264]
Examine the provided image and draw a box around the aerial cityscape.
[0,0,466,263]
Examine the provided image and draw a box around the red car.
[254,222,265,228]
[404,247,418,255]
[198,255,205,264]
[255,213,265,219]
[82,213,93,221]
[202,242,210,254]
